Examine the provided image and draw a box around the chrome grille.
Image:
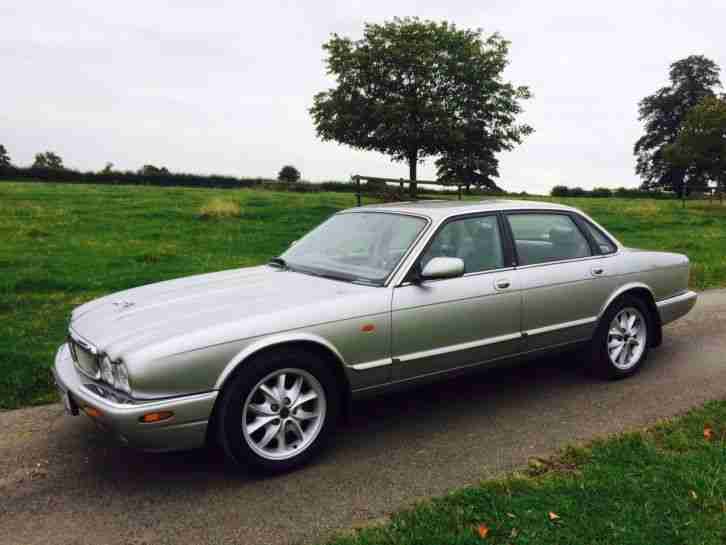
[68,335,100,379]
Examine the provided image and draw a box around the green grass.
[329,400,726,545]
[0,182,367,409]
[1,181,726,409]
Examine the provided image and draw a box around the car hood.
[70,265,383,361]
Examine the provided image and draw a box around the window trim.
[504,210,598,267]
[398,211,512,285]
[573,215,618,255]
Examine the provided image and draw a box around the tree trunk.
[408,152,418,199]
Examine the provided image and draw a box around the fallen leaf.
[690,490,698,500]
[510,528,519,538]
[506,512,516,519]
[704,427,714,440]
[548,512,560,521]
[476,524,490,538]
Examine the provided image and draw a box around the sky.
[2,0,725,193]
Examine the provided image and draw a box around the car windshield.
[279,212,428,285]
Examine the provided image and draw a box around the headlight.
[100,355,132,395]
[100,355,114,384]
[113,361,131,395]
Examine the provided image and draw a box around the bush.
[591,187,613,198]
[551,185,570,197]
[569,186,587,197]
[278,165,301,183]
[198,198,240,219]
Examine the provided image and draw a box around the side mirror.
[420,257,465,280]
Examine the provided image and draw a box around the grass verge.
[329,399,726,545]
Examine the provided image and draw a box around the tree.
[665,95,726,198]
[32,151,64,169]
[634,55,722,197]
[101,162,114,174]
[138,164,169,176]
[278,165,301,183]
[551,185,570,197]
[311,17,532,197]
[435,149,502,193]
[0,145,11,168]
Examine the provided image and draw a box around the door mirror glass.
[420,257,465,280]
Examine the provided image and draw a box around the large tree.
[634,55,722,196]
[665,95,726,195]
[434,147,502,193]
[32,151,64,169]
[310,17,532,197]
[278,165,301,183]
[0,144,11,168]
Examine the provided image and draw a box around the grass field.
[1,181,726,409]
[328,399,726,545]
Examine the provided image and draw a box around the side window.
[421,216,504,274]
[581,220,617,254]
[507,214,591,265]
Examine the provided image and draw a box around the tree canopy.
[32,151,64,169]
[278,165,301,183]
[634,55,722,195]
[0,145,11,168]
[665,95,726,193]
[310,17,532,196]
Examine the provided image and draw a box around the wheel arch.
[598,283,662,347]
[209,334,353,431]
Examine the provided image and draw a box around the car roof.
[351,199,577,220]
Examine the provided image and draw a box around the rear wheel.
[589,296,651,379]
[216,347,340,473]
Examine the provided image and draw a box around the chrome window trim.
[513,252,619,271]
[397,266,517,287]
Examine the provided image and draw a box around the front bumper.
[52,343,217,452]
[656,290,698,326]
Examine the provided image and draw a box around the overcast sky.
[2,0,724,193]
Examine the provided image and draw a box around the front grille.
[68,335,100,379]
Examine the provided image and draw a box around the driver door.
[390,214,523,381]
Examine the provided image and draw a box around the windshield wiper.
[268,257,288,269]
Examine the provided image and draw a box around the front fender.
[213,332,347,390]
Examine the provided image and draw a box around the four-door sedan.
[53,199,697,472]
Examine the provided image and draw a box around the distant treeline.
[551,185,677,199]
[0,165,364,193]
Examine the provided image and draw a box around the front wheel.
[589,296,651,379]
[216,348,340,473]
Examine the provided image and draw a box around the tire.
[216,347,340,473]
[588,295,651,380]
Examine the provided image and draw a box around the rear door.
[391,213,523,381]
[505,212,617,352]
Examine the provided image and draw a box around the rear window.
[507,213,591,265]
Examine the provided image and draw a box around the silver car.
[53,199,697,471]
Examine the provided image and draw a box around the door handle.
[495,279,511,290]
[591,267,604,276]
